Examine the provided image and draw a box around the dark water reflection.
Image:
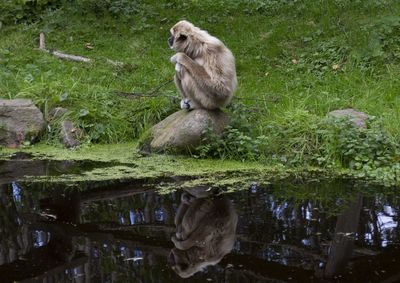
[0,158,120,185]
[0,179,399,282]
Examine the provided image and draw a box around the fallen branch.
[38,32,91,63]
[42,49,92,63]
[37,33,125,66]
[39,32,46,49]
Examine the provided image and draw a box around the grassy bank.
[1,0,400,184]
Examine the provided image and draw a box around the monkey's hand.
[170,53,179,64]
[171,53,184,76]
[170,52,187,64]
[171,235,183,247]
[171,235,194,250]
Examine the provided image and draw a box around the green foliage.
[0,0,59,25]
[320,117,400,186]
[197,126,263,161]
[0,0,145,26]
[197,105,400,185]
[322,117,399,169]
[197,108,321,164]
[196,103,266,161]
[283,41,350,76]
[72,0,143,18]
[354,16,400,66]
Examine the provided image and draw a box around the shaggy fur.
[168,20,237,110]
[169,190,238,278]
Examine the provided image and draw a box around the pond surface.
[0,161,399,282]
[0,156,120,185]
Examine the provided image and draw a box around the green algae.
[0,143,332,185]
[0,143,396,188]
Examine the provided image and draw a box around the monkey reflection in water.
[168,187,238,278]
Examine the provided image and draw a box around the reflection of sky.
[12,182,22,203]
[119,214,126,225]
[378,213,397,230]
[301,239,311,246]
[155,209,165,222]
[272,201,291,220]
[302,204,312,221]
[366,205,398,247]
[33,230,51,248]
[92,247,100,258]
[129,209,145,225]
[378,210,398,247]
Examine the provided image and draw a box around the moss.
[0,142,333,183]
[0,142,139,163]
[1,143,397,187]
[137,129,153,154]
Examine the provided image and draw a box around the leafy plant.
[196,102,265,161]
[72,0,143,18]
[0,0,60,25]
[353,16,400,66]
[286,41,350,76]
[322,117,400,170]
[197,106,400,185]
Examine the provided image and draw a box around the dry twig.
[38,32,91,63]
[37,33,125,66]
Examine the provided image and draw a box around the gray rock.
[48,107,82,148]
[60,120,82,148]
[328,108,369,128]
[141,109,229,154]
[0,99,45,147]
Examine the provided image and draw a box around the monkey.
[168,188,238,278]
[168,20,237,110]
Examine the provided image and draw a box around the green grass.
[1,0,400,180]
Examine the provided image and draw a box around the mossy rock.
[328,108,369,128]
[0,99,45,148]
[140,109,228,154]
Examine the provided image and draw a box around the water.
[0,156,121,185]
[0,162,399,282]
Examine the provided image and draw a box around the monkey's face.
[168,30,188,52]
[168,20,193,53]
[168,247,206,278]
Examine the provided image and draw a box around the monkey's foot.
[180,99,192,110]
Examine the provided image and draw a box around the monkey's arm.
[172,224,214,250]
[174,74,184,95]
[175,53,231,98]
[175,201,190,226]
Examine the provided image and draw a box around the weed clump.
[196,103,400,186]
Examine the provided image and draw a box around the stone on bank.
[140,109,229,154]
[0,99,45,148]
